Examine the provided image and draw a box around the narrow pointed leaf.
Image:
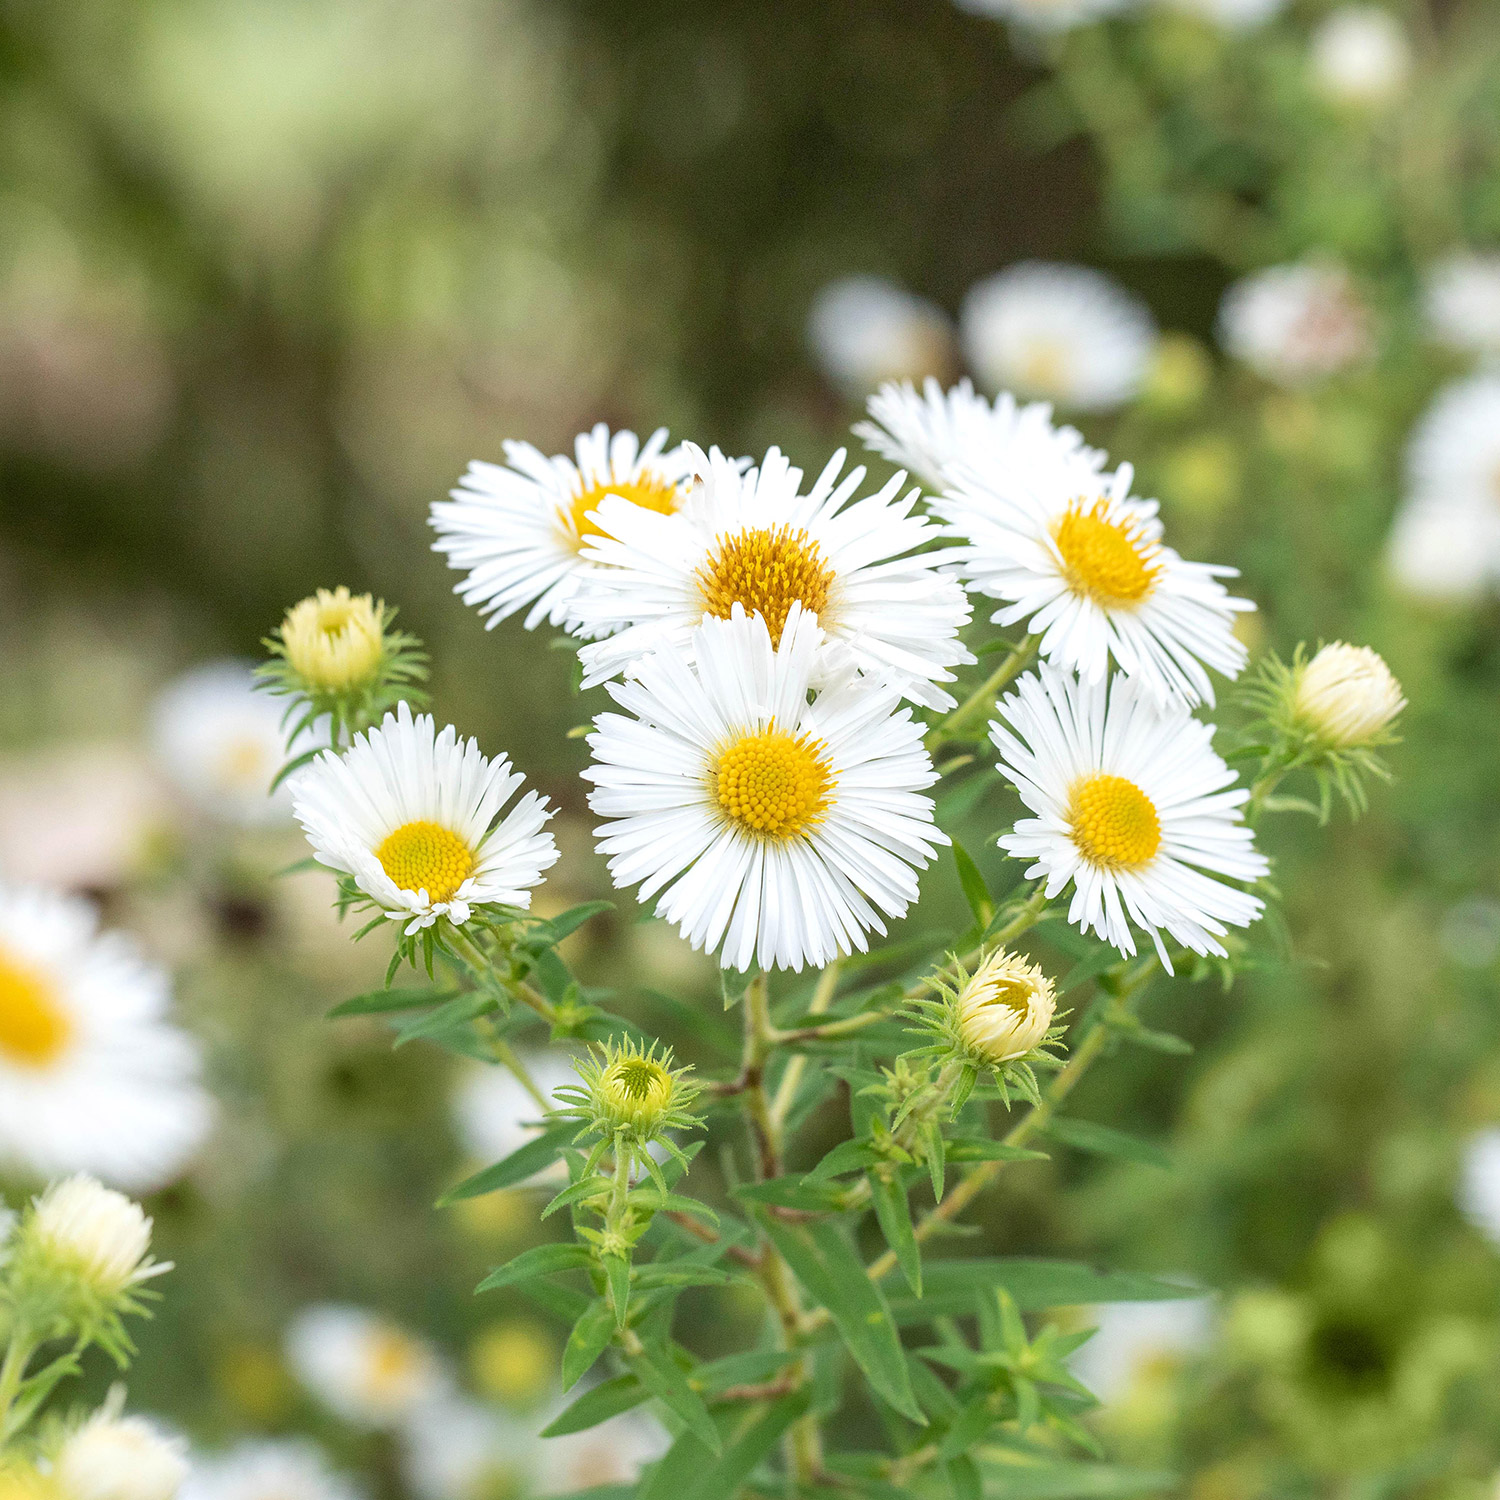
[561,1299,615,1390]
[541,1374,647,1436]
[604,1254,631,1328]
[1046,1118,1170,1170]
[636,1389,810,1500]
[475,1241,592,1293]
[630,1342,721,1454]
[328,987,457,1018]
[866,1169,922,1297]
[438,1120,577,1203]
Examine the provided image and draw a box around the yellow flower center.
[1051,498,1160,607]
[1067,773,1162,869]
[375,820,475,904]
[564,472,682,550]
[975,976,1035,1016]
[362,1329,424,1404]
[713,725,833,840]
[697,524,837,646]
[217,737,270,792]
[1019,338,1071,397]
[0,944,73,1070]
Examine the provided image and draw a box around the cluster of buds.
[258,586,427,752]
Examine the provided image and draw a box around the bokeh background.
[5,0,1500,1495]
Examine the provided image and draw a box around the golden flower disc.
[697,524,837,646]
[1051,498,1160,607]
[713,726,833,840]
[565,472,682,549]
[0,945,72,1070]
[1067,772,1162,869]
[375,820,476,903]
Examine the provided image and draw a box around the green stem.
[0,1325,36,1451]
[446,925,557,1026]
[926,636,1038,753]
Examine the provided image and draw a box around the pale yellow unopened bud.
[55,1411,189,1500]
[1293,643,1405,747]
[28,1176,162,1297]
[956,949,1056,1064]
[280,587,384,694]
[600,1052,674,1130]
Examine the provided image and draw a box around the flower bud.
[24,1176,164,1299]
[955,949,1057,1065]
[558,1038,701,1147]
[1293,643,1405,747]
[55,1410,188,1500]
[279,587,384,695]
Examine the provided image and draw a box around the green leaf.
[604,1254,631,1328]
[945,1138,1050,1164]
[974,1459,1176,1498]
[392,990,495,1047]
[1059,945,1125,994]
[866,1169,921,1297]
[1046,1118,1170,1170]
[937,1392,999,1461]
[630,1342,721,1454]
[525,900,613,949]
[951,840,993,925]
[888,1259,1200,1323]
[562,1299,616,1390]
[437,1120,576,1203]
[540,1373,647,1436]
[946,1455,983,1500]
[327,986,456,1018]
[541,1175,613,1220]
[694,1348,799,1395]
[756,1212,924,1423]
[804,1139,882,1182]
[475,1241,593,1293]
[631,1263,740,1291]
[733,1177,848,1212]
[636,1389,811,1500]
[1125,1025,1193,1056]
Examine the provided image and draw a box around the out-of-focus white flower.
[55,1407,189,1500]
[0,885,213,1192]
[952,0,1133,35]
[1218,263,1373,385]
[1458,1129,1500,1249]
[961,263,1157,412]
[807,277,955,399]
[398,1394,531,1500]
[1310,7,1411,108]
[23,1175,165,1298]
[1071,1298,1215,1403]
[534,1405,670,1497]
[285,1304,445,1429]
[1166,0,1284,29]
[179,1440,363,1500]
[1423,252,1500,357]
[1406,374,1500,508]
[150,661,315,827]
[1384,492,1495,603]
[452,1052,578,1168]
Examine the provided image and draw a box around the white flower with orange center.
[0,886,212,1192]
[584,605,948,972]
[854,376,1107,494]
[290,702,558,935]
[992,668,1267,968]
[937,458,1251,706]
[571,443,972,710]
[430,424,695,635]
[285,1304,445,1430]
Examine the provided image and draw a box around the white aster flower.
[1458,1128,1500,1250]
[584,606,948,973]
[1423,252,1500,357]
[55,1406,189,1500]
[179,1441,363,1500]
[961,263,1157,412]
[1218,262,1373,386]
[290,702,558,936]
[1310,6,1411,107]
[399,1394,531,1500]
[1384,491,1497,603]
[24,1175,164,1297]
[937,457,1251,706]
[151,661,320,827]
[952,0,1133,35]
[1406,373,1500,509]
[452,1052,577,1174]
[807,276,955,400]
[572,443,972,710]
[0,886,212,1192]
[285,1304,445,1429]
[1164,0,1284,29]
[854,377,1107,494]
[992,668,1267,968]
[534,1405,670,1497]
[1071,1297,1215,1404]
[431,424,696,635]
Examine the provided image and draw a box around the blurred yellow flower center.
[217,737,270,791]
[713,725,833,839]
[566,472,682,549]
[1068,773,1161,868]
[470,1321,554,1405]
[1052,498,1160,607]
[697,524,836,646]
[1019,338,1071,396]
[281,587,384,693]
[0,944,73,1069]
[375,820,475,903]
[362,1329,425,1404]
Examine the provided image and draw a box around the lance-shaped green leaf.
[630,1341,720,1454]
[438,1120,577,1204]
[888,1259,1201,1323]
[944,1138,1049,1164]
[522,900,613,950]
[631,1263,741,1291]
[866,1168,921,1297]
[756,1212,924,1423]
[636,1389,811,1500]
[804,1139,882,1183]
[541,1373,648,1436]
[392,990,495,1047]
[327,987,457,1018]
[951,839,993,926]
[475,1241,592,1293]
[733,1176,848,1212]
[603,1254,631,1328]
[1046,1118,1170,1170]
[946,1454,982,1500]
[561,1298,616,1390]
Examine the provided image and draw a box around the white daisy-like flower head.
[992,668,1268,969]
[853,377,1107,494]
[937,456,1252,706]
[399,1393,531,1500]
[961,263,1158,413]
[1406,373,1500,508]
[534,1402,670,1497]
[1423,252,1500,358]
[1384,491,1497,604]
[430,424,696,635]
[0,885,213,1192]
[571,443,973,710]
[1310,5,1411,108]
[1217,262,1373,386]
[584,606,949,973]
[290,702,558,936]
[807,276,955,400]
[179,1440,364,1500]
[285,1304,446,1429]
[1164,0,1284,29]
[1071,1297,1215,1405]
[55,1406,189,1500]
[24,1174,165,1298]
[951,0,1133,35]
[151,661,320,827]
[1458,1127,1500,1250]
